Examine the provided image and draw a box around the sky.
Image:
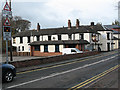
[0,0,119,29]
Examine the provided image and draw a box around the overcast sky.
[1,0,119,29]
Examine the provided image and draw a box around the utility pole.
[9,0,13,61]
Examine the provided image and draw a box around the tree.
[112,20,120,25]
[11,16,31,34]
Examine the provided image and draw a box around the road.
[2,50,120,89]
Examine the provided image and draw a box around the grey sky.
[1,0,119,29]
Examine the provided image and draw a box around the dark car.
[1,64,16,82]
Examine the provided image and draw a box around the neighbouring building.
[12,19,115,56]
[104,25,120,49]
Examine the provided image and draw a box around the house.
[104,25,120,49]
[12,19,114,56]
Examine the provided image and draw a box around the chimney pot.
[68,20,71,29]
[91,22,94,26]
[76,19,80,29]
[37,23,40,32]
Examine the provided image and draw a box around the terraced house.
[12,19,115,56]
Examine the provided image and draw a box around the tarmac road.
[2,50,120,89]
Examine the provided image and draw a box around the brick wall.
[33,51,62,56]
[9,51,100,68]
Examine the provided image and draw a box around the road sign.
[2,10,12,18]
[2,2,12,18]
[3,26,11,41]
[3,2,11,11]
[4,17,11,26]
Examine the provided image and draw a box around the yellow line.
[75,65,119,89]
[69,64,120,90]
[69,65,118,90]
[17,51,117,75]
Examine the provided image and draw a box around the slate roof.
[13,25,105,37]
[29,40,90,46]
[104,25,120,29]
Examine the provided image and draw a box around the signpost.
[2,1,12,64]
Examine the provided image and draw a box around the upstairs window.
[48,36,51,40]
[68,34,72,40]
[37,36,40,41]
[20,37,23,43]
[58,35,61,40]
[80,34,84,39]
[28,36,30,43]
[107,33,110,40]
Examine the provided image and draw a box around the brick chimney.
[68,20,71,29]
[37,23,40,32]
[76,19,80,29]
[91,22,94,26]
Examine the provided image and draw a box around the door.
[107,43,110,51]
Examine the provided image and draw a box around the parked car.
[1,64,16,82]
[62,48,83,55]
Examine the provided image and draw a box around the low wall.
[9,51,100,68]
[33,52,62,56]
[8,52,30,56]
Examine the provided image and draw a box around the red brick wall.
[33,51,62,56]
[10,51,100,68]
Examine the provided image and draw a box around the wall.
[10,51,99,68]
[113,40,119,49]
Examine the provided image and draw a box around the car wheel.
[4,70,14,82]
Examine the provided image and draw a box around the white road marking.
[7,55,118,89]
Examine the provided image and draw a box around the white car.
[62,48,83,55]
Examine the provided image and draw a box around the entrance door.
[107,43,110,51]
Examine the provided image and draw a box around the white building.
[12,20,114,56]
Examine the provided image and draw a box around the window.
[80,34,84,39]
[37,36,40,41]
[58,35,61,40]
[34,46,40,51]
[22,46,24,51]
[18,46,20,51]
[28,36,30,43]
[44,45,48,52]
[20,37,23,43]
[48,36,51,40]
[55,45,59,52]
[71,49,76,53]
[68,34,72,40]
[13,37,16,44]
[107,33,110,40]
